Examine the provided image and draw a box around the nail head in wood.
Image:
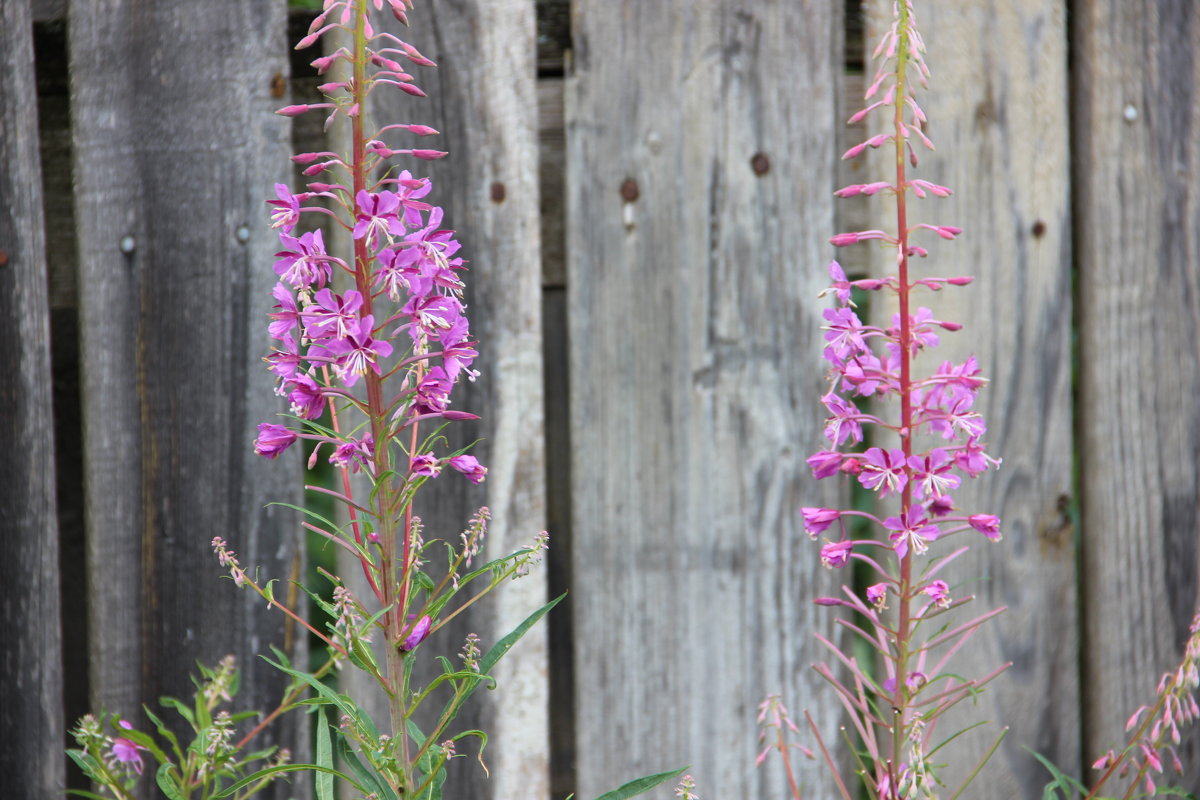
[490,181,507,203]
[750,152,771,176]
[619,178,640,203]
[1031,220,1046,238]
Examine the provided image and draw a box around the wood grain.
[1074,1,1200,791]
[374,3,550,799]
[0,0,65,795]
[567,3,843,798]
[67,1,304,793]
[857,1,1077,796]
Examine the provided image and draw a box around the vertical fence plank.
[856,1,1076,796]
[1075,1,1200,788]
[566,3,842,797]
[68,0,303,789]
[0,0,65,796]
[374,3,549,799]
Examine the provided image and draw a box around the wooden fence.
[1,1,1198,799]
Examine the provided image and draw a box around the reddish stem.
[890,5,915,794]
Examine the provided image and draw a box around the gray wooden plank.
[31,0,64,22]
[566,3,843,798]
[67,0,304,791]
[372,3,550,798]
[1074,1,1200,792]
[855,2,1077,796]
[0,0,66,795]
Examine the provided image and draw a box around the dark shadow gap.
[35,14,87,792]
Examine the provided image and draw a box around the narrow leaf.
[481,593,564,674]
[590,767,689,800]
[316,708,335,800]
[211,764,364,799]
[155,764,186,800]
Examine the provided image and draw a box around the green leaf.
[65,750,104,783]
[590,767,689,800]
[159,695,196,727]
[481,593,565,674]
[155,763,186,800]
[211,763,364,799]
[1028,749,1086,800]
[261,653,379,740]
[65,790,112,800]
[142,706,183,762]
[337,736,400,800]
[316,708,335,800]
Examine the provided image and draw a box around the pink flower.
[858,447,908,497]
[908,449,960,500]
[353,189,406,249]
[866,583,888,609]
[921,579,951,608]
[807,450,843,479]
[955,435,1001,477]
[410,453,441,477]
[285,373,325,420]
[302,289,364,341]
[822,392,865,446]
[400,615,432,651]
[108,737,145,775]
[820,540,854,569]
[448,455,487,484]
[274,229,332,290]
[320,315,393,387]
[800,507,840,538]
[267,183,301,232]
[967,514,1002,541]
[823,307,870,360]
[254,423,297,459]
[823,259,854,305]
[330,436,373,473]
[883,512,940,558]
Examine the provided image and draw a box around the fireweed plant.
[69,2,690,799]
[755,3,1200,800]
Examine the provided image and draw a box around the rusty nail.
[0,250,8,267]
[750,152,771,176]
[490,181,507,203]
[1031,220,1046,238]
[270,72,287,99]
[620,178,640,203]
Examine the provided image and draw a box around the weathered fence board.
[566,3,843,798]
[15,1,1200,796]
[858,1,1078,796]
[1075,0,1200,789]
[376,4,550,799]
[0,1,65,796]
[67,1,304,793]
